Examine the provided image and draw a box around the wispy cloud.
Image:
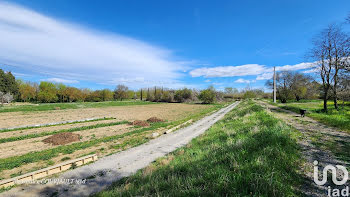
[234,78,251,83]
[276,62,314,72]
[0,2,190,88]
[190,62,315,81]
[256,62,314,80]
[44,78,79,84]
[190,64,265,78]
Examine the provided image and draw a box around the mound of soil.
[130,120,150,127]
[147,117,164,123]
[43,132,80,145]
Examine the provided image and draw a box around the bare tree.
[114,85,129,101]
[308,24,350,111]
[265,71,314,103]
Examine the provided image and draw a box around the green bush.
[199,89,216,104]
[174,88,192,102]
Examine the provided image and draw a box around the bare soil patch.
[0,118,117,139]
[42,132,80,145]
[0,103,208,128]
[0,125,166,179]
[147,117,164,123]
[0,124,131,159]
[0,103,210,180]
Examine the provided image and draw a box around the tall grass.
[95,101,303,197]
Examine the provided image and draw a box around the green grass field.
[0,100,157,113]
[95,101,303,197]
[267,99,350,132]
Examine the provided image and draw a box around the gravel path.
[257,100,350,197]
[1,102,239,197]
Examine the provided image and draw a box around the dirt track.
[1,102,239,197]
[257,100,350,197]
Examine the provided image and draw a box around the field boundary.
[0,154,98,188]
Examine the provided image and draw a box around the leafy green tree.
[5,72,18,95]
[56,83,67,102]
[37,81,58,103]
[0,69,19,96]
[100,89,113,101]
[199,88,216,104]
[0,69,5,93]
[18,81,37,102]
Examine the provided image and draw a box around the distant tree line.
[1,68,276,105]
[0,70,238,104]
[265,71,320,103]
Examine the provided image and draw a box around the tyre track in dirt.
[256,100,350,197]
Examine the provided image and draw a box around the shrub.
[199,89,216,104]
[174,88,192,102]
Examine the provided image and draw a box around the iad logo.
[314,160,348,186]
[314,160,349,197]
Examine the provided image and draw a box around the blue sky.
[0,0,349,91]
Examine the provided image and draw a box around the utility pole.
[140,89,143,101]
[273,66,277,103]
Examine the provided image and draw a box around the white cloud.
[190,62,315,80]
[276,62,314,72]
[44,78,79,84]
[235,78,251,83]
[0,2,189,88]
[256,72,273,80]
[302,68,318,74]
[189,64,265,78]
[256,62,315,80]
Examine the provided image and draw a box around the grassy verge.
[0,100,157,113]
[0,103,225,173]
[95,101,303,197]
[0,120,128,144]
[0,117,116,133]
[266,99,350,132]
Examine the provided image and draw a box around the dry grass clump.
[129,120,150,127]
[147,117,164,123]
